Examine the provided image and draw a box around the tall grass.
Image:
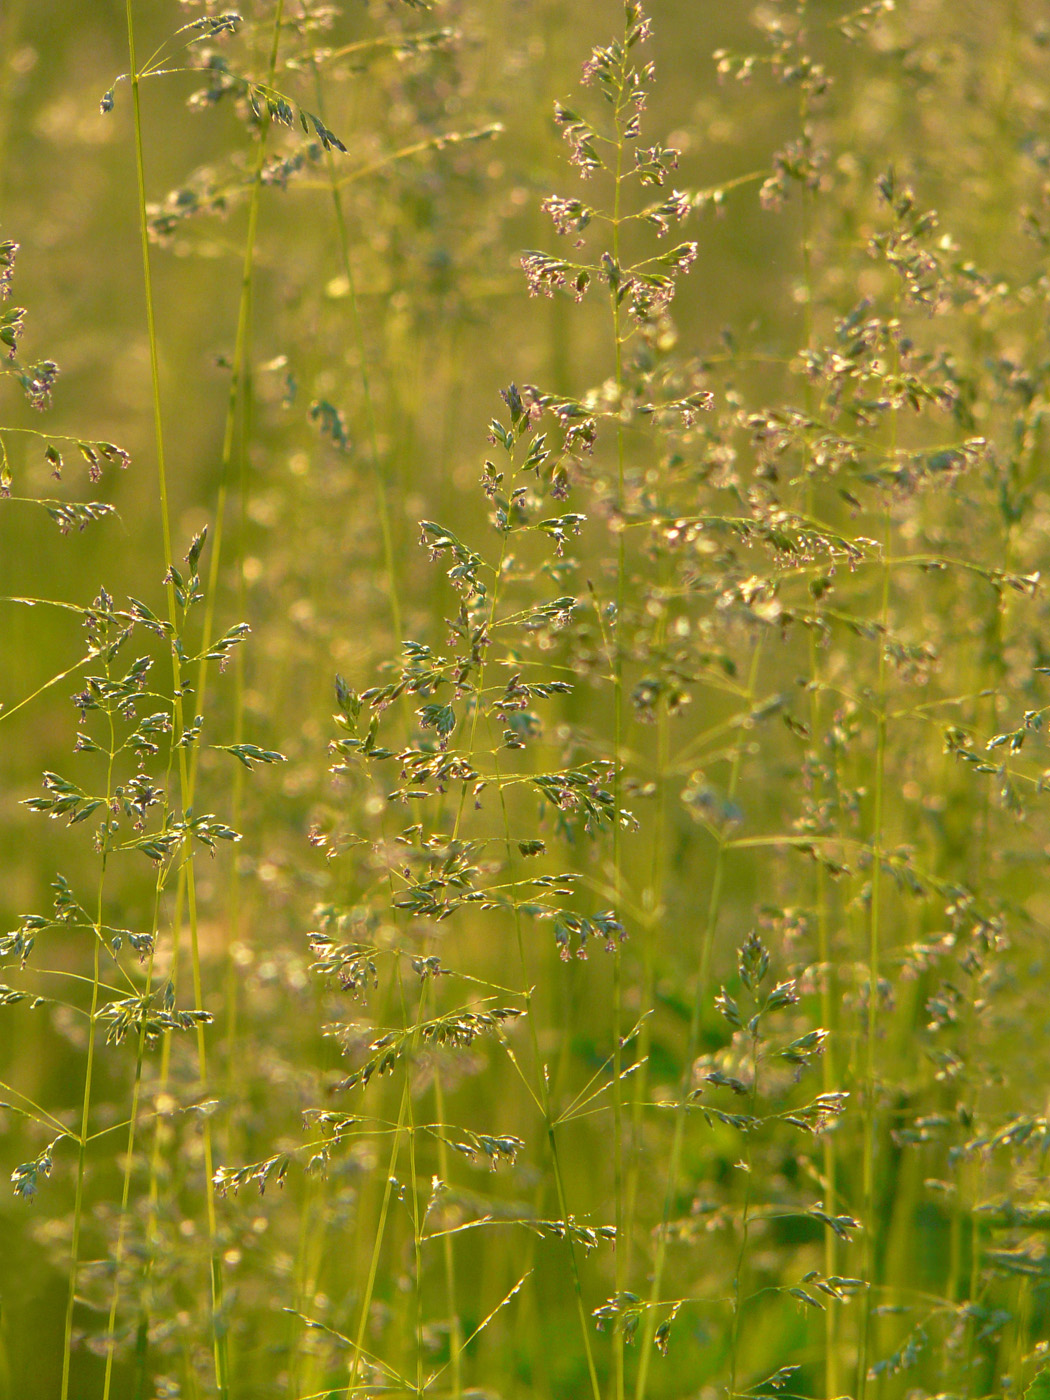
[3,1,1050,1397]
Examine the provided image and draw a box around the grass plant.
[4,2,1050,1398]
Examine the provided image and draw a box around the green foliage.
[3,1,1050,1398]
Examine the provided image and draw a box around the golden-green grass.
[2,3,1050,1398]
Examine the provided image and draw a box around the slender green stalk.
[546,1114,604,1400]
[804,547,840,1400]
[345,1060,414,1399]
[102,872,165,1400]
[795,24,841,1387]
[289,40,421,1374]
[858,183,911,1394]
[60,706,117,1400]
[135,848,187,1398]
[124,5,228,1391]
[185,860,226,1388]
[288,1114,327,1399]
[309,40,403,650]
[190,1,281,1162]
[187,2,285,1173]
[634,641,764,1399]
[396,963,426,1396]
[341,810,439,1400]
[192,1,285,761]
[303,100,420,1381]
[812,705,839,1399]
[621,588,670,1291]
[856,486,893,1400]
[728,1020,760,1399]
[609,54,630,1400]
[432,1072,463,1400]
[101,1034,146,1398]
[447,503,602,1399]
[490,740,603,1400]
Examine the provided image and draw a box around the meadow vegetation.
[2,2,1050,1398]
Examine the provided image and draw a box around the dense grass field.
[3,2,1050,1397]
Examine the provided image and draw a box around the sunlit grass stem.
[609,50,630,1400]
[634,639,764,1399]
[728,1017,760,1400]
[310,49,403,651]
[856,488,893,1400]
[796,37,841,1388]
[102,871,166,1400]
[454,520,602,1400]
[60,704,116,1400]
[125,3,228,1391]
